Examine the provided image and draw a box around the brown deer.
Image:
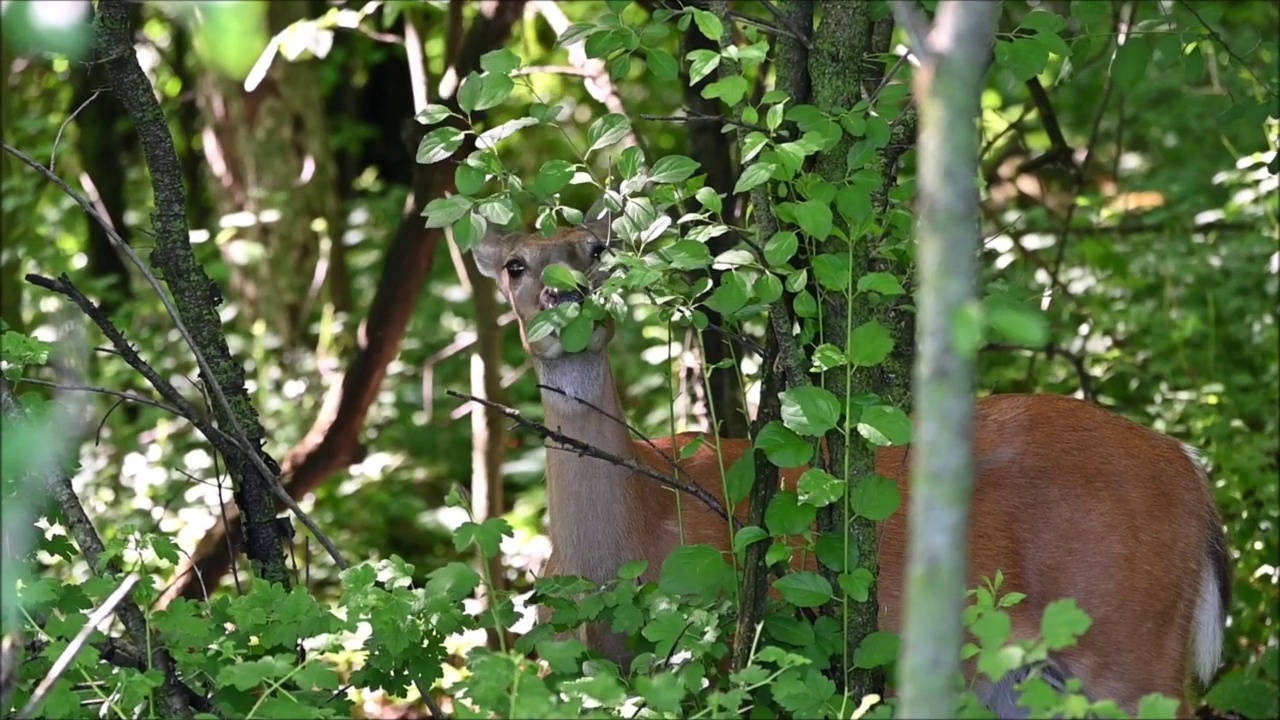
[471,219,1230,718]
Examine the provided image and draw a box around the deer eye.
[589,243,607,261]
[504,258,526,278]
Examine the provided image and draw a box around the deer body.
[474,226,1230,718]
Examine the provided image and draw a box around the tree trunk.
[892,3,1000,716]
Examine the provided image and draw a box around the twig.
[535,383,680,473]
[14,377,184,418]
[51,88,102,175]
[758,0,814,49]
[2,141,348,573]
[1179,0,1277,101]
[982,342,1095,401]
[17,574,140,720]
[413,679,448,720]
[640,111,771,134]
[447,390,735,526]
[888,0,932,64]
[727,10,808,47]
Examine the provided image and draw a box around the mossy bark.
[95,0,289,590]
[809,2,914,697]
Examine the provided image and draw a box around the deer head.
[473,218,616,362]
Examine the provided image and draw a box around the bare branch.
[17,574,140,720]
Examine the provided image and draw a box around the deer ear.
[473,228,517,281]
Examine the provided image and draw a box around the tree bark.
[96,0,290,590]
[891,2,999,716]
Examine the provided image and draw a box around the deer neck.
[535,350,648,582]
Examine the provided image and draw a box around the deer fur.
[473,223,1231,718]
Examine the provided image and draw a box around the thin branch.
[447,390,734,527]
[14,377,184,418]
[982,342,1095,401]
[728,10,809,48]
[18,575,140,720]
[535,383,680,473]
[640,111,771,134]
[2,141,348,574]
[51,88,102,175]
[758,0,814,49]
[1179,0,1278,101]
[23,273,349,574]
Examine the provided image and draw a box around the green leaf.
[659,544,733,597]
[477,196,515,227]
[856,405,912,446]
[796,468,844,507]
[687,49,720,85]
[999,36,1050,81]
[765,492,815,536]
[456,71,483,113]
[1135,694,1183,719]
[649,154,700,184]
[838,568,874,602]
[1203,670,1280,720]
[415,104,452,125]
[542,265,586,291]
[796,199,833,240]
[725,452,754,504]
[812,253,851,291]
[810,343,846,373]
[780,386,842,436]
[664,240,713,270]
[617,560,648,580]
[586,113,631,153]
[985,299,1048,346]
[754,421,812,468]
[695,186,723,214]
[534,159,575,195]
[734,161,776,195]
[853,631,899,669]
[1040,598,1093,650]
[454,518,513,558]
[849,474,901,521]
[476,116,538,150]
[473,73,513,111]
[764,230,798,267]
[452,212,486,252]
[560,313,594,353]
[705,272,750,315]
[755,272,783,304]
[846,140,875,171]
[647,47,679,81]
[703,75,749,106]
[733,525,769,554]
[765,614,815,646]
[846,320,894,367]
[619,145,645,179]
[416,126,465,164]
[772,572,833,608]
[480,47,521,75]
[678,435,704,459]
[857,272,905,296]
[455,163,487,195]
[423,194,473,228]
[557,22,599,47]
[1112,36,1151,92]
[692,9,723,41]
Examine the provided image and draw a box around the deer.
[471,217,1231,719]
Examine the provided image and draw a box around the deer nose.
[540,286,584,309]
